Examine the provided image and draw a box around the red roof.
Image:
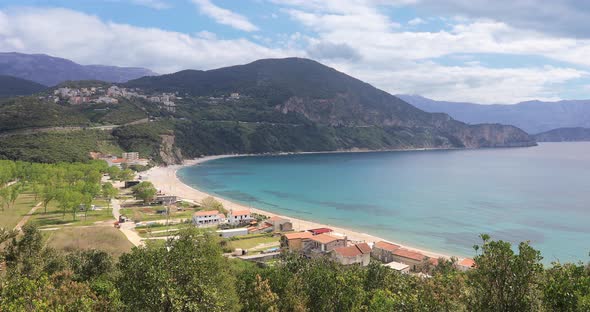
[459,258,476,268]
[310,233,342,244]
[308,228,333,235]
[268,216,288,222]
[333,243,372,257]
[284,231,314,240]
[111,158,126,163]
[374,241,401,252]
[393,249,425,262]
[231,209,251,216]
[193,210,219,217]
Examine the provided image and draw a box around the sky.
[1,0,590,104]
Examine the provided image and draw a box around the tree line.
[0,225,588,311]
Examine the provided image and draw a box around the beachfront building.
[308,228,333,235]
[265,216,293,232]
[331,243,372,266]
[371,241,401,263]
[228,209,253,225]
[248,223,273,234]
[281,231,314,252]
[217,228,248,238]
[308,233,347,254]
[192,210,224,227]
[457,258,476,271]
[384,261,410,273]
[391,249,427,271]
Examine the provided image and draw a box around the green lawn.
[29,197,114,228]
[119,205,195,223]
[45,225,133,258]
[227,235,280,250]
[0,192,39,229]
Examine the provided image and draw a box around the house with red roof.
[331,243,372,266]
[265,216,293,232]
[281,231,314,252]
[457,258,476,271]
[391,248,428,271]
[308,233,347,254]
[228,209,253,225]
[371,241,401,263]
[192,210,224,227]
[308,228,333,235]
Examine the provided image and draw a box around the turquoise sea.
[178,142,590,263]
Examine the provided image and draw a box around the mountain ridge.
[0,75,47,97]
[0,52,157,86]
[399,94,590,134]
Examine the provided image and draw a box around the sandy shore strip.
[143,155,454,260]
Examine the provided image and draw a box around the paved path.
[111,198,144,247]
[14,201,42,231]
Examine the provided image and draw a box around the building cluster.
[90,151,149,167]
[281,229,476,273]
[50,85,178,112]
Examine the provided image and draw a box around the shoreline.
[143,152,459,260]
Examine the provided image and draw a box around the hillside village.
[48,85,178,112]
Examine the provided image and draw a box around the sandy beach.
[143,155,454,260]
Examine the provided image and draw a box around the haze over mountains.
[0,52,156,86]
[399,94,590,134]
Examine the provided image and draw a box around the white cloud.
[0,8,291,73]
[130,0,170,9]
[408,17,425,26]
[191,0,258,32]
[1,5,589,103]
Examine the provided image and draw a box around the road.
[14,201,42,231]
[111,198,144,247]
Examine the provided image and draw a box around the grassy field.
[119,205,195,222]
[45,225,134,258]
[0,192,39,229]
[29,198,114,228]
[228,234,280,250]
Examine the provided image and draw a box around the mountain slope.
[128,57,535,152]
[399,94,590,134]
[535,127,590,142]
[0,75,46,97]
[0,52,156,86]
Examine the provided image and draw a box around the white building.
[228,209,252,225]
[216,228,248,238]
[192,210,224,227]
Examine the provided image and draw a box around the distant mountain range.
[398,94,590,134]
[0,52,156,86]
[0,75,46,97]
[535,127,590,142]
[0,57,536,163]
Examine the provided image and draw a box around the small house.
[156,195,177,206]
[228,209,253,225]
[265,216,293,232]
[383,261,410,273]
[391,248,427,271]
[371,241,401,263]
[281,231,314,252]
[217,228,248,238]
[308,228,333,235]
[308,233,347,253]
[192,210,223,227]
[457,258,476,271]
[331,243,372,266]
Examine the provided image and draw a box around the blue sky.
[1,0,590,103]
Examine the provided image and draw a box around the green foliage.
[0,130,121,163]
[200,196,226,214]
[131,181,157,204]
[112,121,173,161]
[117,229,239,311]
[0,75,46,98]
[467,234,544,311]
[0,97,89,131]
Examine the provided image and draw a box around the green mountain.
[535,127,590,142]
[0,75,47,97]
[0,58,536,163]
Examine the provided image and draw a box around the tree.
[41,182,58,214]
[7,182,22,210]
[131,181,157,204]
[0,187,9,211]
[244,275,279,312]
[118,168,135,182]
[101,182,118,213]
[467,234,544,311]
[543,262,590,311]
[201,196,226,214]
[117,229,239,311]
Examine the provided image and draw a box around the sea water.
[178,142,590,263]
